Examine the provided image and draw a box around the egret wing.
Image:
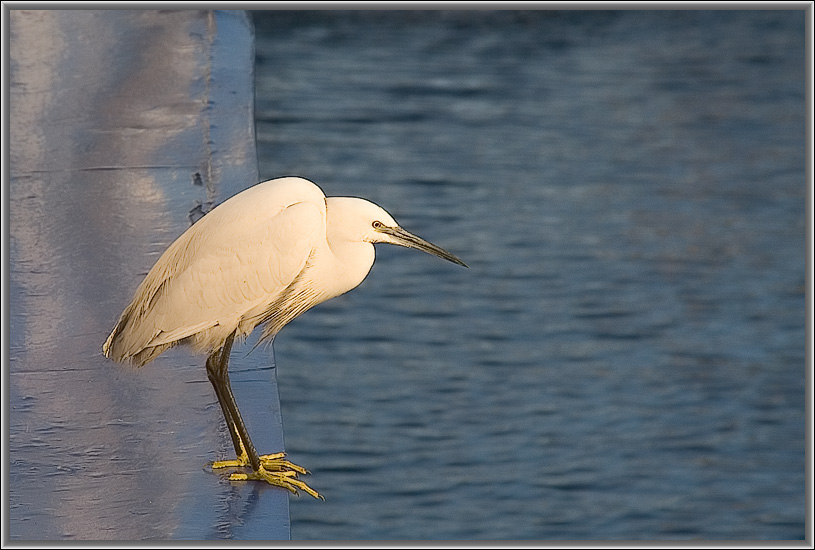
[104,178,327,365]
[139,201,325,352]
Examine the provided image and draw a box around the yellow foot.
[230,465,324,500]
[211,451,308,475]
[209,451,322,500]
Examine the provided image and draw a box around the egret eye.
[372,221,383,230]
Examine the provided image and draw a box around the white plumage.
[102,176,466,498]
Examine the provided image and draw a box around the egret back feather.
[103,177,328,366]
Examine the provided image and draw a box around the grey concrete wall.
[9,9,291,540]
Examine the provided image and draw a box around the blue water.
[250,10,806,540]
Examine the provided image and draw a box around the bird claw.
[230,466,324,500]
[260,452,310,475]
[211,451,309,474]
[209,452,323,499]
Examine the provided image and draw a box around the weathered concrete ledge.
[9,9,290,540]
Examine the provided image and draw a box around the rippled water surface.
[251,10,806,540]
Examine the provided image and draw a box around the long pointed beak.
[380,226,468,268]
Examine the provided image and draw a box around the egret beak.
[380,226,468,268]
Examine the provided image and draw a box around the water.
[250,10,806,540]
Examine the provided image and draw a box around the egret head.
[326,197,468,267]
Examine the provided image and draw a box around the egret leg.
[205,334,307,472]
[205,331,322,499]
[206,335,245,460]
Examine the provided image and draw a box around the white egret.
[103,176,466,499]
